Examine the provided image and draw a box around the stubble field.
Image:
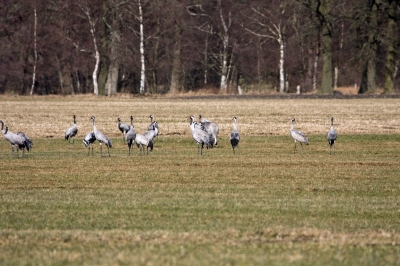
[0,95,399,265]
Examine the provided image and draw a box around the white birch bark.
[218,0,230,92]
[204,27,210,86]
[139,0,146,95]
[30,8,37,96]
[245,7,286,93]
[313,52,319,91]
[278,31,285,93]
[82,6,100,95]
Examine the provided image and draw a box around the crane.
[1,120,31,157]
[327,117,337,154]
[90,116,112,157]
[189,116,214,155]
[126,116,137,156]
[118,118,130,142]
[83,132,96,156]
[65,115,78,145]
[290,118,308,154]
[198,114,219,145]
[230,117,240,154]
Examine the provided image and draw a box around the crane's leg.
[293,141,296,154]
[301,142,304,153]
[11,144,14,157]
[87,147,90,156]
[100,143,103,157]
[238,145,240,155]
[107,145,110,157]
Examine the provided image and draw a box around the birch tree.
[217,0,231,92]
[244,4,288,93]
[187,1,237,92]
[138,0,146,95]
[30,7,37,96]
[81,5,100,95]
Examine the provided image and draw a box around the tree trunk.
[97,1,109,96]
[30,7,37,96]
[319,0,333,94]
[359,0,378,94]
[278,35,285,93]
[313,39,320,91]
[105,20,120,97]
[138,0,146,95]
[218,0,230,93]
[169,19,182,94]
[383,0,397,94]
[84,8,100,95]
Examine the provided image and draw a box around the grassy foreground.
[0,96,399,265]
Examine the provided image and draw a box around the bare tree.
[243,3,288,93]
[383,0,398,94]
[80,4,101,95]
[30,7,37,96]
[138,0,146,94]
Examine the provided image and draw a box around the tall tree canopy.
[0,0,399,95]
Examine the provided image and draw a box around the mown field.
[0,95,399,265]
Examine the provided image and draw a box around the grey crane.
[198,114,219,145]
[143,121,158,143]
[65,115,78,144]
[327,117,337,154]
[230,117,240,154]
[190,115,214,155]
[290,118,309,154]
[0,120,31,157]
[16,131,32,153]
[90,116,112,157]
[147,115,159,141]
[83,132,96,156]
[118,117,130,142]
[126,116,137,156]
[135,133,153,156]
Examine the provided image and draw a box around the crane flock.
[0,115,339,157]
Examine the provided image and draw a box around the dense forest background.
[0,0,399,95]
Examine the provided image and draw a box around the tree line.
[0,0,399,95]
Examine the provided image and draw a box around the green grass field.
[0,96,399,265]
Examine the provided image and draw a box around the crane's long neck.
[130,117,133,126]
[92,119,97,133]
[233,119,237,130]
[73,116,76,125]
[290,121,294,130]
[189,117,195,131]
[0,120,4,131]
